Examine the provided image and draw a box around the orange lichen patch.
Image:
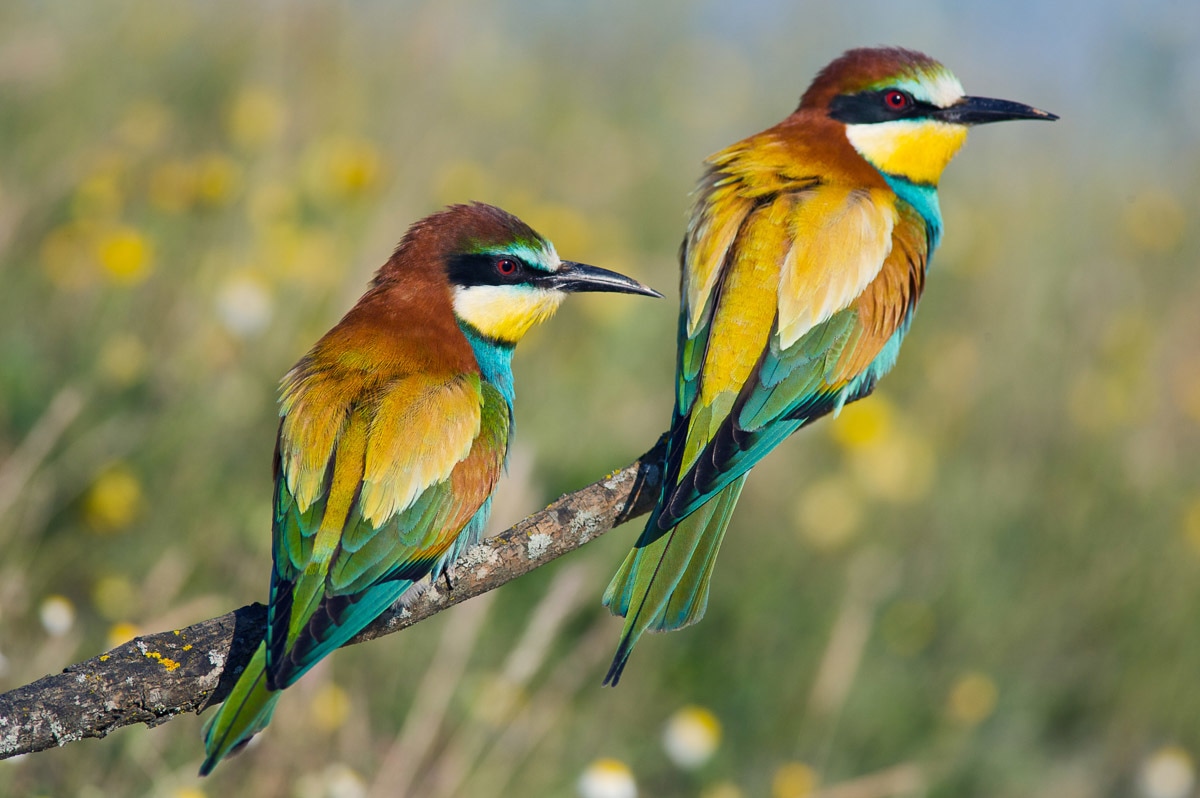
[183,644,193,651]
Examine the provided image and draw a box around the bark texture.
[0,443,665,760]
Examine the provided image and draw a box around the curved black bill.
[546,261,663,297]
[936,96,1058,125]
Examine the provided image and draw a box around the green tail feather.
[602,477,746,685]
[199,643,280,776]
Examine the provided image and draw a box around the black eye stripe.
[447,254,534,287]
[828,89,939,124]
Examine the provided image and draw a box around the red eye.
[496,258,518,276]
[884,90,910,110]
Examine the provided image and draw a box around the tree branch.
[0,441,665,760]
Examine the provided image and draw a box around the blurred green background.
[1,1,1198,796]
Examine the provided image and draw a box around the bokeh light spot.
[39,595,75,637]
[306,136,382,203]
[92,575,138,621]
[84,463,144,533]
[228,86,287,150]
[947,671,998,726]
[1139,745,1196,798]
[310,682,352,732]
[772,761,817,798]
[662,705,721,769]
[107,622,141,649]
[216,272,274,338]
[97,333,148,386]
[95,227,153,285]
[579,758,637,798]
[194,153,242,207]
[830,396,894,450]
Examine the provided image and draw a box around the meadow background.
[1,1,1199,796]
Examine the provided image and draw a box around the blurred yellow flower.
[881,599,936,657]
[1124,188,1185,254]
[194,153,242,206]
[92,575,138,621]
[97,333,148,386]
[95,227,153,285]
[662,705,721,769]
[227,86,287,150]
[847,429,935,503]
[830,396,894,449]
[39,595,75,637]
[1139,745,1195,798]
[305,136,382,203]
[84,463,144,533]
[107,622,141,649]
[794,475,861,550]
[772,761,817,798]
[310,682,351,732]
[578,758,637,798]
[148,159,199,213]
[947,671,998,726]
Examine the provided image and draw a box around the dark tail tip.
[602,645,631,687]
[199,729,253,776]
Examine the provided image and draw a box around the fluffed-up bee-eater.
[200,202,660,773]
[603,47,1057,684]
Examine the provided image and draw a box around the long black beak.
[545,261,663,297]
[935,96,1058,125]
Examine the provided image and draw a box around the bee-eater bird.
[602,47,1056,684]
[199,202,660,774]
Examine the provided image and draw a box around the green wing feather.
[202,366,509,771]
[604,153,929,684]
[267,377,508,687]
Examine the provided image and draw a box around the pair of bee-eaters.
[200,47,1055,772]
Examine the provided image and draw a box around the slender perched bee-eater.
[199,202,660,773]
[602,47,1057,684]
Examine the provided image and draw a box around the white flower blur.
[578,758,637,798]
[1139,746,1195,798]
[662,705,722,769]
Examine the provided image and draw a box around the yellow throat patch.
[452,284,565,344]
[845,119,968,185]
